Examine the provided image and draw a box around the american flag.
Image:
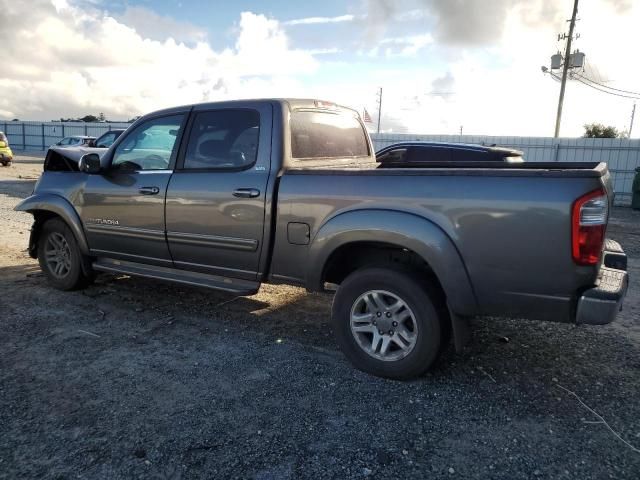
[362,108,373,124]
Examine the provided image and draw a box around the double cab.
[16,99,628,379]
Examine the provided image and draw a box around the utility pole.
[376,87,383,134]
[554,0,580,138]
[629,103,636,137]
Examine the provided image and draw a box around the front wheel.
[37,218,94,290]
[331,267,446,379]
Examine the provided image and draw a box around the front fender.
[307,209,478,316]
[15,193,90,254]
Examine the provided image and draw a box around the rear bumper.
[576,240,628,325]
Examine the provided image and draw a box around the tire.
[37,218,93,291]
[331,266,445,380]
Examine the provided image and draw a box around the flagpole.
[376,87,382,134]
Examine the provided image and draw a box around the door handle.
[233,188,260,198]
[139,186,160,195]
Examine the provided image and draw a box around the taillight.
[572,188,608,265]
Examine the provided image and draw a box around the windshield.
[290,110,369,159]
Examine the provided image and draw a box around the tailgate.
[600,166,615,209]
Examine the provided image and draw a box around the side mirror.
[78,153,101,174]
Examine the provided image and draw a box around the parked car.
[15,99,628,379]
[0,131,13,166]
[52,136,95,148]
[376,141,524,164]
[89,129,125,148]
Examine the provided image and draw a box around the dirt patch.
[1,154,639,479]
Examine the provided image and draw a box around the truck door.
[165,103,272,281]
[79,113,187,266]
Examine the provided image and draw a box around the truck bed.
[271,161,613,323]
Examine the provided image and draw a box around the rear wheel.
[37,218,93,290]
[331,267,446,379]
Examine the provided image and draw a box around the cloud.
[317,0,640,137]
[430,71,455,95]
[284,14,355,26]
[362,0,627,46]
[383,34,433,56]
[115,6,207,44]
[1,0,638,139]
[0,1,316,120]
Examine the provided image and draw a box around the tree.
[583,123,620,138]
[80,114,99,123]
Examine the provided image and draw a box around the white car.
[52,136,95,147]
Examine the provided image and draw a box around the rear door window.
[290,111,369,159]
[183,110,260,170]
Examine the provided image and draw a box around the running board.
[92,258,260,295]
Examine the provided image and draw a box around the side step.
[93,258,260,295]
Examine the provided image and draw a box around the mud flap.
[450,310,471,352]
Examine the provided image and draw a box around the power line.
[547,70,640,99]
[572,72,640,96]
[584,58,606,85]
[571,74,640,99]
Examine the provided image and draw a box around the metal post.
[554,0,579,138]
[629,103,636,138]
[41,123,45,150]
[21,123,25,150]
[376,87,383,134]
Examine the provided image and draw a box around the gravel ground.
[1,154,639,479]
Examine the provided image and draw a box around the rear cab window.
[290,110,370,161]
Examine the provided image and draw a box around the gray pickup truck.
[16,99,628,379]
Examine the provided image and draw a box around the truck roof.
[139,98,359,119]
